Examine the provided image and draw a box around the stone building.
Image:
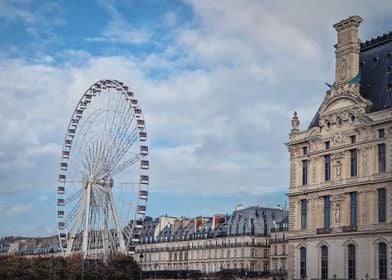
[135,206,288,277]
[286,16,392,279]
[270,216,288,279]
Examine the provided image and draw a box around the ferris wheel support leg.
[82,182,92,257]
[109,192,126,254]
[66,191,87,257]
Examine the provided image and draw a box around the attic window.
[349,114,355,123]
[387,66,392,73]
[325,121,331,129]
[360,61,365,67]
[373,56,379,62]
[388,52,392,57]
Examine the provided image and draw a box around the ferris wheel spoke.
[110,154,143,177]
[108,127,139,164]
[105,118,136,167]
[65,188,84,204]
[106,126,140,168]
[64,195,83,226]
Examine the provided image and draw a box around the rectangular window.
[302,147,308,155]
[379,243,387,279]
[379,128,385,138]
[350,149,357,177]
[324,196,330,229]
[378,144,386,172]
[350,135,356,144]
[301,200,307,229]
[378,188,386,223]
[321,246,328,280]
[348,245,356,280]
[302,160,308,185]
[300,247,306,279]
[350,192,357,226]
[325,141,330,149]
[324,155,331,181]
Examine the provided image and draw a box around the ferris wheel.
[56,79,149,258]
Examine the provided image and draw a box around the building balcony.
[342,225,358,232]
[316,227,332,234]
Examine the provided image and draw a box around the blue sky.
[0,0,392,237]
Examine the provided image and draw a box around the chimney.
[212,214,226,230]
[333,15,362,85]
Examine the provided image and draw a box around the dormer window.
[302,147,308,155]
[325,141,331,149]
[378,129,385,138]
[336,117,343,126]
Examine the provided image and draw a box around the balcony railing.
[342,225,358,232]
[316,227,332,234]
[136,241,269,253]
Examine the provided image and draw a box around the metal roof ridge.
[360,31,392,51]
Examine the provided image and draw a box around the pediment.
[317,83,371,130]
[323,97,356,113]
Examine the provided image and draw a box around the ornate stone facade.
[286,16,392,280]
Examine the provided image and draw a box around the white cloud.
[86,0,152,45]
[6,204,32,216]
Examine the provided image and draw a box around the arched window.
[348,244,356,279]
[321,246,328,279]
[300,247,306,279]
[379,242,387,279]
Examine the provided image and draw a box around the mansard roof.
[308,32,392,129]
[139,206,288,244]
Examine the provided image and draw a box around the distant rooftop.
[139,206,288,244]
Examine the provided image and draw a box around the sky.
[0,0,392,237]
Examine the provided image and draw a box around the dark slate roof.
[308,32,392,129]
[359,32,392,112]
[139,206,288,244]
[140,218,159,243]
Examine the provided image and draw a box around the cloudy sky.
[0,0,392,237]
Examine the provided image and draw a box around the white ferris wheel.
[56,79,149,258]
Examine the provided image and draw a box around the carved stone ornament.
[331,193,345,202]
[334,204,341,224]
[291,111,300,133]
[335,161,342,177]
[333,132,346,145]
[288,146,299,159]
[337,57,350,81]
[331,152,345,161]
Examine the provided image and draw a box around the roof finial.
[291,111,300,133]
